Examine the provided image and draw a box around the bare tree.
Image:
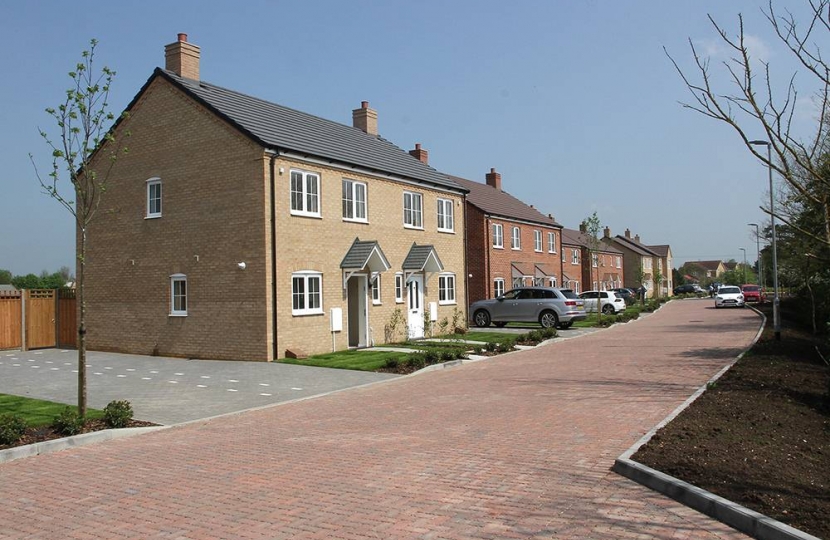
[666,0,830,252]
[582,212,605,322]
[30,39,128,419]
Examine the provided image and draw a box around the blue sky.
[1,1,820,276]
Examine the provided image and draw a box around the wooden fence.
[0,289,77,350]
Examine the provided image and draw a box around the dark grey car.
[469,287,588,329]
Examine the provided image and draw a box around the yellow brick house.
[83,34,467,361]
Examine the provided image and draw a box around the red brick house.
[561,226,624,292]
[450,169,563,303]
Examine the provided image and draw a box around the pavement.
[0,299,761,539]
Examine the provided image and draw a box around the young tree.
[30,39,128,419]
[581,212,605,322]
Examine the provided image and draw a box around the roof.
[340,239,391,272]
[402,244,444,272]
[611,235,659,257]
[646,244,671,257]
[150,69,463,193]
[689,260,724,271]
[448,175,560,227]
[561,228,623,253]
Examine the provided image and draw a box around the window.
[562,249,566,263]
[548,232,556,253]
[492,224,503,248]
[290,170,320,217]
[572,249,579,265]
[146,178,162,218]
[438,274,456,304]
[371,274,381,304]
[644,258,652,270]
[494,278,505,297]
[395,273,404,303]
[616,256,621,268]
[549,276,557,287]
[403,191,423,228]
[342,179,367,222]
[592,253,598,267]
[534,230,542,252]
[437,198,454,232]
[291,272,322,315]
[170,274,187,316]
[512,277,523,289]
[511,227,521,250]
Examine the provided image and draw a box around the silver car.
[470,287,588,329]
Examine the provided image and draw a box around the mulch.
[1,419,158,451]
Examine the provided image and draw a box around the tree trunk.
[77,226,87,419]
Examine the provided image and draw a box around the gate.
[0,289,77,350]
[26,289,56,349]
[0,290,22,349]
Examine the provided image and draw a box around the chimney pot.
[178,33,188,42]
[165,33,200,80]
[485,168,502,191]
[353,101,378,135]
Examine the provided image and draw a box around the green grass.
[0,394,104,427]
[278,350,409,371]
[456,331,515,342]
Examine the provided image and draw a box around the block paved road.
[1,299,759,539]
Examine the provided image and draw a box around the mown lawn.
[0,394,104,427]
[278,350,409,371]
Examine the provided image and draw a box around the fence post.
[54,288,59,348]
[21,289,28,352]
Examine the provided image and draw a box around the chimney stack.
[485,168,502,191]
[165,33,200,80]
[352,101,378,136]
[409,143,428,164]
[624,228,631,239]
[635,234,641,243]
[579,222,587,233]
[603,226,611,238]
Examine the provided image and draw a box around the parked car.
[673,284,703,295]
[741,284,765,303]
[714,285,745,308]
[611,287,637,305]
[579,290,627,314]
[470,287,588,329]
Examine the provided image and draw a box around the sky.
[1,0,823,277]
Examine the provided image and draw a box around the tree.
[0,269,11,285]
[666,1,830,255]
[30,39,128,419]
[581,212,605,322]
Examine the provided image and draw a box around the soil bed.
[1,419,158,451]
[633,302,830,539]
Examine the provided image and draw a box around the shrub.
[52,407,84,436]
[451,308,467,334]
[496,339,515,353]
[526,330,543,343]
[103,400,134,428]
[472,345,483,355]
[423,350,440,365]
[440,349,457,362]
[540,327,557,339]
[0,414,27,446]
[437,317,450,336]
[405,353,426,371]
[384,357,399,369]
[484,341,497,352]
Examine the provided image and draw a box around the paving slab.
[0,300,760,538]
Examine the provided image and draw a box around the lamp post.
[749,140,780,340]
[739,247,747,284]
[748,222,761,287]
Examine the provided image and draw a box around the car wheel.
[602,304,614,315]
[473,309,491,327]
[494,322,507,328]
[539,310,559,329]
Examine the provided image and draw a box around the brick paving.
[0,299,758,539]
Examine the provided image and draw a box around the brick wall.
[561,242,583,292]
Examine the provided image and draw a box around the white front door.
[407,275,424,339]
[347,275,368,347]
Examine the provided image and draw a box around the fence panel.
[0,291,22,349]
[25,289,56,350]
[58,289,77,348]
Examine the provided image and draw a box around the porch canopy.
[341,238,391,288]
[511,262,534,282]
[402,243,443,283]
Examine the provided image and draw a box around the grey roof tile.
[402,244,443,271]
[341,239,391,270]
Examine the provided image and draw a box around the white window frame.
[549,276,557,287]
[342,179,367,222]
[494,278,505,297]
[403,191,423,229]
[371,273,382,305]
[592,253,598,268]
[572,249,579,265]
[534,230,542,252]
[437,198,454,232]
[548,232,556,253]
[170,274,187,316]
[146,178,162,219]
[438,273,456,305]
[492,223,503,249]
[512,277,523,289]
[511,227,521,250]
[616,256,621,268]
[395,273,404,303]
[290,170,321,218]
[291,271,323,316]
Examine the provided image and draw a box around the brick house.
[82,34,468,361]
[561,226,624,292]
[687,260,727,280]
[449,169,562,303]
[602,228,661,297]
[644,244,673,296]
[560,229,585,293]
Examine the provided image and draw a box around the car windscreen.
[560,290,579,299]
[742,286,760,292]
[719,287,741,294]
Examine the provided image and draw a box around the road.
[0,299,759,539]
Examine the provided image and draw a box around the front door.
[407,275,424,339]
[347,275,368,347]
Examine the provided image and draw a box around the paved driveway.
[0,350,397,424]
[1,299,759,539]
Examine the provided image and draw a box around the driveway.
[0,299,759,539]
[0,350,397,424]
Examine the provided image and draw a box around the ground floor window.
[170,274,187,316]
[512,277,523,289]
[494,278,505,297]
[371,274,382,304]
[438,273,456,304]
[292,272,322,315]
[395,273,404,303]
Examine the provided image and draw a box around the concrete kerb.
[612,306,820,540]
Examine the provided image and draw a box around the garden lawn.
[0,394,104,427]
[278,350,409,371]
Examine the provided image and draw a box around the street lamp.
[739,247,747,284]
[749,140,780,340]
[748,223,761,287]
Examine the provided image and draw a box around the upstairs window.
[616,256,622,268]
[403,191,423,228]
[511,227,521,250]
[170,274,187,316]
[592,254,598,267]
[437,198,454,232]
[534,230,542,252]
[492,224,503,248]
[548,232,556,253]
[290,170,320,217]
[572,249,579,265]
[342,179,367,222]
[147,178,162,218]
